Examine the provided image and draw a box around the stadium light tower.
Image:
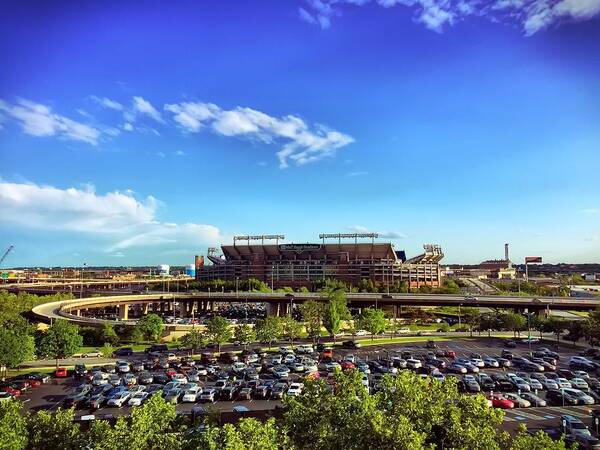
[234,235,285,245]
[319,233,379,244]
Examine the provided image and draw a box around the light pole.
[80,262,86,299]
[236,277,239,299]
[271,265,274,293]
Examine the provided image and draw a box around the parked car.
[55,367,68,378]
[106,391,131,407]
[128,391,149,406]
[113,347,134,357]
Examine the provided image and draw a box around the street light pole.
[236,277,239,299]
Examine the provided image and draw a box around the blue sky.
[1,0,599,267]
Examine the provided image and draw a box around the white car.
[172,374,188,384]
[503,393,531,408]
[325,362,341,372]
[182,386,202,402]
[271,355,283,365]
[107,392,131,407]
[283,354,296,364]
[116,362,130,373]
[231,362,247,374]
[287,383,304,397]
[304,363,318,373]
[572,371,590,380]
[297,345,314,354]
[166,353,177,361]
[557,378,572,389]
[510,377,531,392]
[471,358,485,368]
[361,374,370,387]
[128,391,149,406]
[344,354,356,363]
[129,385,146,394]
[406,358,422,369]
[542,379,559,390]
[279,346,294,354]
[272,366,291,378]
[524,378,543,391]
[92,373,109,386]
[484,358,499,368]
[355,330,369,336]
[571,378,589,390]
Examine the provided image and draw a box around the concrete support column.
[266,302,278,317]
[179,301,186,318]
[75,309,81,317]
[118,304,129,320]
[143,303,149,315]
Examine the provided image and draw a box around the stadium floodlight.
[233,235,285,244]
[318,233,379,244]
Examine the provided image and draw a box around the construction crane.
[0,245,14,268]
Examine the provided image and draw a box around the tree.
[0,400,28,450]
[100,343,114,358]
[100,322,119,346]
[255,317,282,349]
[37,319,83,366]
[357,308,387,340]
[280,316,303,346]
[545,316,567,344]
[234,324,256,349]
[501,313,527,338]
[180,329,208,354]
[565,320,585,347]
[463,308,481,337]
[0,328,35,369]
[27,407,83,450]
[300,300,324,344]
[192,418,287,450]
[322,289,349,343]
[135,314,164,342]
[205,316,232,352]
[585,307,600,346]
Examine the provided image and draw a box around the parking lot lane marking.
[514,416,527,421]
[503,416,516,422]
[543,415,556,420]
[510,411,548,421]
[546,407,589,418]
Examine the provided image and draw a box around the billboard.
[525,256,543,263]
[279,244,321,253]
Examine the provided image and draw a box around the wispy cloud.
[0,99,101,145]
[174,150,186,156]
[346,225,407,239]
[298,0,600,34]
[580,208,598,214]
[90,95,123,111]
[164,101,354,168]
[346,171,369,177]
[132,96,164,123]
[0,180,224,253]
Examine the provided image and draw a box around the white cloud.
[164,101,354,168]
[132,96,163,123]
[0,99,100,145]
[298,0,600,34]
[346,225,407,239]
[0,180,224,253]
[90,95,123,111]
[174,150,186,156]
[123,122,134,131]
[346,171,369,176]
[156,151,166,158]
[580,208,598,214]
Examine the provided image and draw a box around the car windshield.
[571,423,587,429]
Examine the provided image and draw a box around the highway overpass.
[31,291,600,327]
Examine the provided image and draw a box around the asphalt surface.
[12,337,600,435]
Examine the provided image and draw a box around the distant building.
[196,235,444,289]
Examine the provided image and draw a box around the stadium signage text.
[279,244,322,253]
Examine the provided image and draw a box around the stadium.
[195,233,444,290]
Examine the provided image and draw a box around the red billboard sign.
[525,256,542,263]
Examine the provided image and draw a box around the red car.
[340,361,356,371]
[165,368,177,378]
[445,350,456,358]
[488,394,514,409]
[0,384,22,396]
[55,367,68,378]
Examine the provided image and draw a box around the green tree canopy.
[234,324,256,349]
[180,329,208,354]
[357,308,387,340]
[205,316,232,352]
[0,399,28,450]
[37,319,83,363]
[0,328,35,368]
[300,300,324,343]
[280,316,303,346]
[255,317,282,348]
[135,314,164,342]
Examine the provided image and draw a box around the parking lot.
[5,337,600,439]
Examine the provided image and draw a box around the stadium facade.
[195,234,444,289]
